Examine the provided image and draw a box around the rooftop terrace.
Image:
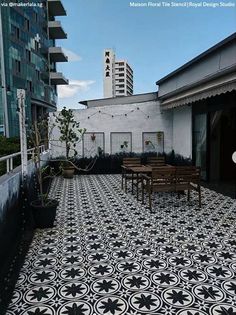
[6,174,236,315]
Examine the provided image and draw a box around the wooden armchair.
[141,166,176,211]
[175,166,201,207]
[121,158,141,192]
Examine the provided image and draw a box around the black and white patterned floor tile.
[6,174,236,315]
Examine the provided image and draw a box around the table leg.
[131,172,134,194]
[136,174,138,200]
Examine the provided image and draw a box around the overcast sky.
[57,0,236,109]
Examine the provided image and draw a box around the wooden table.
[128,166,152,199]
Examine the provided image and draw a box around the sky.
[57,0,236,109]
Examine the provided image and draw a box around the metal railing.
[0,145,46,174]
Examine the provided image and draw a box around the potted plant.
[120,141,128,150]
[157,132,163,143]
[145,139,155,149]
[55,107,85,178]
[91,133,96,141]
[29,118,58,229]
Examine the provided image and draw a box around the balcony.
[48,21,67,39]
[49,47,68,62]
[50,72,69,85]
[48,0,66,16]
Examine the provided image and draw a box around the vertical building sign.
[103,49,114,98]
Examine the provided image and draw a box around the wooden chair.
[146,156,166,167]
[141,166,176,211]
[175,166,201,208]
[121,158,141,192]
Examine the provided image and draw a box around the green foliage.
[0,136,21,176]
[0,136,20,157]
[55,107,86,159]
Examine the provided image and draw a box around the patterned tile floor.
[6,174,236,315]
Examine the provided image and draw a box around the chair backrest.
[151,166,176,184]
[175,166,201,184]
[147,156,166,166]
[122,158,141,167]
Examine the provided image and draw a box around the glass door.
[193,113,207,180]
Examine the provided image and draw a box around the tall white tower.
[103,49,115,98]
[103,49,133,98]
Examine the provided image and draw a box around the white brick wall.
[49,101,173,158]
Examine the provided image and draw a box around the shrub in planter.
[54,107,86,178]
[73,151,192,175]
[29,119,58,229]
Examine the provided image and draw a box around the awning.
[160,72,236,110]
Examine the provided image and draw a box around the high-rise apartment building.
[103,49,133,98]
[0,0,68,137]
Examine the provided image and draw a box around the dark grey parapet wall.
[0,153,49,315]
[0,153,49,223]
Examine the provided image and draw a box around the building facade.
[0,0,68,137]
[103,49,133,98]
[156,32,236,185]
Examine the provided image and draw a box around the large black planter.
[31,199,59,228]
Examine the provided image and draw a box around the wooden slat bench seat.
[141,166,201,211]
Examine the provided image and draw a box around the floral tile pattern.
[6,174,236,315]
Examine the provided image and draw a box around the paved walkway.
[6,174,236,315]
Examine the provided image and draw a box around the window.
[27,80,33,92]
[25,18,30,31]
[33,12,38,22]
[12,25,20,39]
[13,59,21,73]
[35,41,40,51]
[119,68,124,71]
[36,69,40,80]
[26,49,31,62]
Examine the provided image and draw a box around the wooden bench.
[141,166,201,211]
[121,158,141,192]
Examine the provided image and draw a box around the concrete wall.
[158,40,236,97]
[172,105,192,158]
[50,101,173,157]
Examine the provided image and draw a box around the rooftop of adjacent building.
[79,92,157,108]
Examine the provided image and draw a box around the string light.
[86,107,161,120]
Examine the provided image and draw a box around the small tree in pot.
[29,118,58,228]
[55,107,85,178]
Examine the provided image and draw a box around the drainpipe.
[0,6,9,137]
